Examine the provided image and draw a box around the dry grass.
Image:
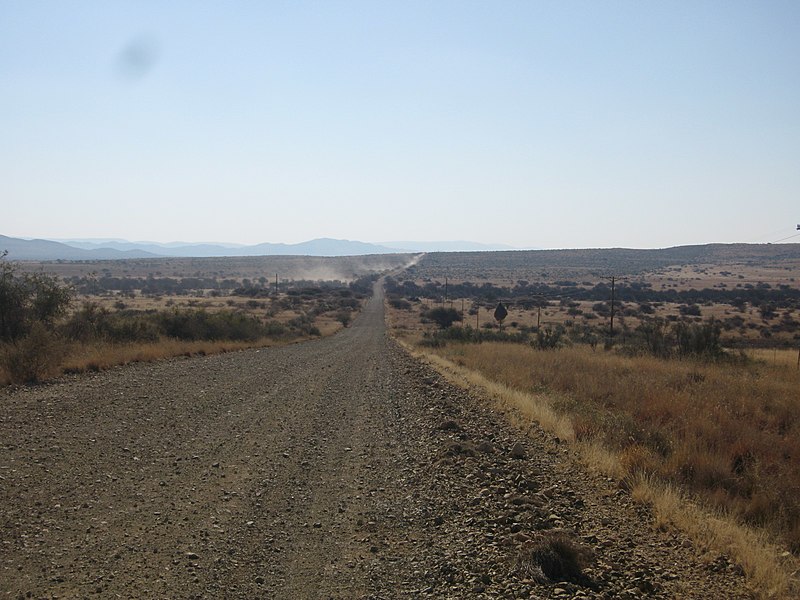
[0,337,293,385]
[405,339,800,597]
[632,475,794,598]
[434,343,800,543]
[1,315,346,386]
[60,338,277,373]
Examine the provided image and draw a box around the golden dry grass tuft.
[632,475,794,598]
[58,338,276,375]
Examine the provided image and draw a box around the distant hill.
[382,241,519,252]
[410,243,800,281]
[0,235,159,260]
[53,237,399,258]
[4,235,519,260]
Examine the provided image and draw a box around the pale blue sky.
[2,1,799,249]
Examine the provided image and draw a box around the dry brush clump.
[514,531,595,586]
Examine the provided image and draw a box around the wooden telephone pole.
[609,275,616,339]
[604,275,625,345]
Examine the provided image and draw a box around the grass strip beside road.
[399,339,799,598]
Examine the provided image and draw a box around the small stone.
[255,576,265,584]
[437,420,461,432]
[185,552,199,560]
[510,443,526,459]
[477,441,494,453]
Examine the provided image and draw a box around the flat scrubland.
[397,243,800,348]
[1,254,413,385]
[23,253,415,280]
[387,244,800,596]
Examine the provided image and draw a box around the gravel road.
[1,281,753,599]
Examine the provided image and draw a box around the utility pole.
[274,273,278,296]
[444,277,448,307]
[461,298,465,325]
[602,275,625,346]
[609,275,616,340]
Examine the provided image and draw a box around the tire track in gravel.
[1,280,756,599]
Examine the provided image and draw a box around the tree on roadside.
[0,253,73,341]
[0,253,73,382]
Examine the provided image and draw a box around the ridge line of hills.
[0,235,516,260]
[1,234,798,263]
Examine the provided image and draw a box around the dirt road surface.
[1,282,753,599]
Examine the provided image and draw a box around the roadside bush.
[679,304,702,316]
[159,309,267,342]
[0,256,72,341]
[1,323,64,383]
[389,298,412,310]
[62,302,110,342]
[424,307,462,329]
[429,325,529,345]
[635,318,671,358]
[534,326,565,350]
[336,310,352,327]
[264,321,287,336]
[287,313,321,336]
[675,318,722,357]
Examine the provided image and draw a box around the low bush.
[515,532,593,585]
[1,323,64,384]
[423,307,462,329]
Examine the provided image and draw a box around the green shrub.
[0,257,72,341]
[336,310,351,327]
[424,307,462,329]
[389,298,412,310]
[675,318,722,357]
[159,309,267,342]
[534,326,565,350]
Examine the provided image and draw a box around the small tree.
[0,254,72,341]
[675,318,722,357]
[425,307,462,329]
[494,302,508,329]
[534,325,564,350]
[637,318,670,357]
[336,310,352,328]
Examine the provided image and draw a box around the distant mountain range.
[0,235,518,260]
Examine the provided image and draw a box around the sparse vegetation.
[515,531,594,585]
[386,248,800,595]
[425,341,800,553]
[423,306,463,329]
[0,257,388,385]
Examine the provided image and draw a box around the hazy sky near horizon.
[2,1,799,249]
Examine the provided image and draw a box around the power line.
[773,232,800,243]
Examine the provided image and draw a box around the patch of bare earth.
[1,282,752,598]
